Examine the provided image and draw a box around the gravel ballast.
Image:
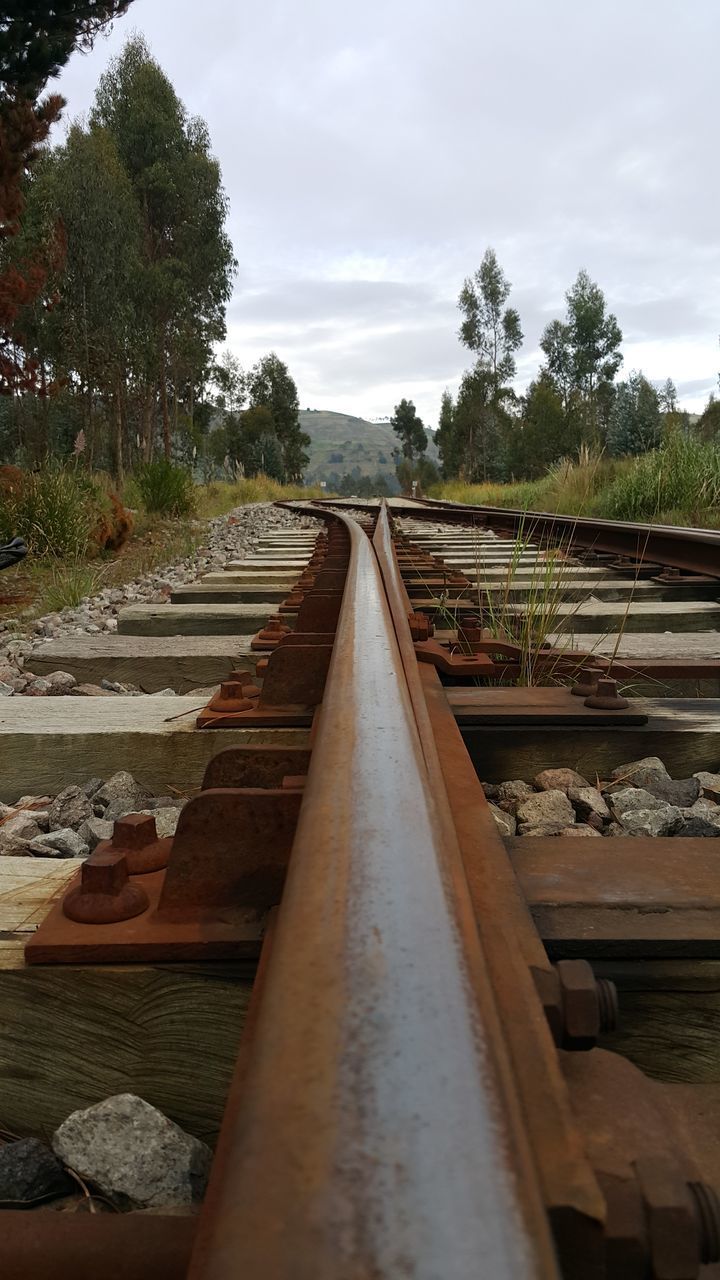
[485,756,720,838]
[0,502,317,698]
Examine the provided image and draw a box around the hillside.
[299,410,438,491]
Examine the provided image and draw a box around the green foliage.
[433,435,720,529]
[607,371,661,456]
[597,434,720,522]
[458,248,523,385]
[1,2,135,100]
[448,248,523,482]
[390,398,427,464]
[245,352,309,481]
[513,374,576,478]
[540,269,623,438]
[452,363,512,483]
[0,468,106,556]
[41,559,108,611]
[436,389,456,478]
[133,459,196,516]
[3,33,235,475]
[697,395,720,442]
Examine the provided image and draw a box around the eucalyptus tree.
[390,398,427,463]
[456,248,523,481]
[0,1,134,396]
[540,269,623,439]
[607,372,661,456]
[247,352,310,480]
[38,122,142,473]
[91,36,236,459]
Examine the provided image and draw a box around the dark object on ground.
[0,539,28,571]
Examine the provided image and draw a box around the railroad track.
[3,497,720,1278]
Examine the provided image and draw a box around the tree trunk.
[142,387,154,462]
[114,375,124,485]
[160,343,171,461]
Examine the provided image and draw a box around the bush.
[132,461,196,516]
[0,468,104,557]
[596,436,720,522]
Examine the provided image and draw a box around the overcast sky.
[51,0,719,426]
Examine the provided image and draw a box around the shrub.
[596,435,720,522]
[0,468,104,557]
[132,461,196,516]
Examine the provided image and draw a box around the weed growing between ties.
[411,516,638,689]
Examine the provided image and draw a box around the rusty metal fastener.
[533,959,618,1049]
[63,849,149,924]
[571,665,604,697]
[584,676,630,710]
[103,813,170,874]
[227,670,261,699]
[633,1159,720,1277]
[688,1181,720,1265]
[557,959,618,1046]
[408,612,434,641]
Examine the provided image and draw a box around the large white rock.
[52,1094,212,1209]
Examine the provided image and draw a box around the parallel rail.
[404,497,720,578]
[312,496,720,578]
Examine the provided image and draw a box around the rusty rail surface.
[189,505,557,1278]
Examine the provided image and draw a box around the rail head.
[191,504,556,1279]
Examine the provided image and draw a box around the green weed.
[132,461,196,517]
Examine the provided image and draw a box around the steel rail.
[371,501,606,1267]
[404,497,720,578]
[190,506,555,1279]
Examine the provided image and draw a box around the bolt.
[584,676,630,711]
[108,813,170,875]
[216,680,255,711]
[571,665,604,697]
[688,1181,720,1264]
[113,813,156,851]
[63,849,149,924]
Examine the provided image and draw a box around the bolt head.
[113,814,157,851]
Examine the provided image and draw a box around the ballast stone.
[516,789,574,829]
[48,785,94,832]
[534,768,590,794]
[52,1094,212,1210]
[568,786,611,824]
[94,771,147,814]
[0,1136,73,1203]
[487,802,516,837]
[28,828,89,858]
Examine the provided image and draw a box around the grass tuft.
[41,560,109,612]
[131,461,196,517]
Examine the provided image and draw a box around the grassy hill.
[300,410,438,490]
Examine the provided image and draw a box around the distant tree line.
[0,27,310,484]
[435,249,720,483]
